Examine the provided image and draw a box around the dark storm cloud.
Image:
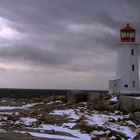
[0,0,140,89]
[0,44,73,66]
[0,0,140,71]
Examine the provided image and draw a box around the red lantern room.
[120,23,135,42]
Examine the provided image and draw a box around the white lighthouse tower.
[109,24,140,95]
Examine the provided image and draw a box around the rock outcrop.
[118,95,140,112]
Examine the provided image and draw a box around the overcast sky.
[0,0,140,90]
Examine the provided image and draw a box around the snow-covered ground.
[0,98,139,140]
[49,106,140,139]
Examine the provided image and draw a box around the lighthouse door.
[109,78,120,94]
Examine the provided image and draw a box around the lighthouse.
[109,24,140,95]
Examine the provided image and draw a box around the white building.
[109,24,140,95]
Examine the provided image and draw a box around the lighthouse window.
[130,33,134,37]
[126,33,129,37]
[123,33,126,37]
[121,32,126,37]
[132,65,135,71]
[124,84,128,87]
[130,33,133,37]
[131,49,134,55]
[132,81,135,87]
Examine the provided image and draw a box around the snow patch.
[133,97,140,99]
[0,103,41,110]
[1,100,6,103]
[110,96,118,102]
[0,112,13,115]
[27,124,90,140]
[50,109,80,120]
[92,130,106,135]
[107,124,137,139]
[47,100,62,105]
[16,130,84,140]
[63,122,76,128]
[20,117,37,126]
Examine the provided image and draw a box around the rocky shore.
[0,92,139,140]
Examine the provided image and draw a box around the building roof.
[120,23,135,32]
